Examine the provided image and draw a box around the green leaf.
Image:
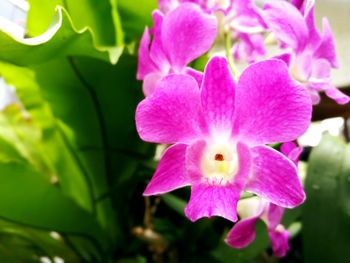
[0,61,94,215]
[302,134,350,263]
[0,7,122,66]
[27,0,122,46]
[0,162,108,254]
[118,0,157,42]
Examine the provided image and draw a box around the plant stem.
[225,33,239,79]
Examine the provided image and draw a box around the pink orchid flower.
[263,0,349,105]
[137,3,217,96]
[226,142,303,257]
[136,56,311,222]
[158,0,267,62]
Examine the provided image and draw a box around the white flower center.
[201,142,239,185]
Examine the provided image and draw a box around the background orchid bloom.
[158,0,267,62]
[136,56,311,222]
[226,198,290,257]
[225,142,303,257]
[263,0,349,105]
[137,3,217,96]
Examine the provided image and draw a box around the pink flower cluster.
[135,0,347,258]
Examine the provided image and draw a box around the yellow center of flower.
[201,143,239,185]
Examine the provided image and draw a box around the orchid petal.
[304,0,321,48]
[269,228,290,257]
[184,67,204,88]
[324,86,350,105]
[233,59,311,145]
[280,142,302,164]
[267,203,285,229]
[184,184,240,222]
[263,1,308,52]
[137,28,158,80]
[142,72,163,97]
[247,145,305,208]
[314,18,338,68]
[162,3,217,70]
[201,56,236,133]
[225,216,260,248]
[149,11,170,71]
[144,144,190,195]
[136,74,207,144]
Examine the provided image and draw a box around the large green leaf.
[0,162,108,255]
[27,0,123,46]
[0,61,93,214]
[0,7,122,66]
[302,135,350,263]
[118,0,157,42]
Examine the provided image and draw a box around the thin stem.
[224,33,239,79]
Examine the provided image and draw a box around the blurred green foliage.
[0,0,349,262]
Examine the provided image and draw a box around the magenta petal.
[162,3,217,70]
[324,86,350,105]
[263,1,308,52]
[225,216,260,248]
[137,28,158,80]
[304,0,321,48]
[233,59,312,145]
[149,11,170,71]
[142,72,163,97]
[201,56,236,133]
[184,184,240,222]
[314,18,338,68]
[310,58,331,85]
[269,228,290,257]
[273,53,292,66]
[267,203,285,229]
[280,142,302,165]
[184,67,204,88]
[186,139,206,183]
[136,74,207,144]
[247,146,305,208]
[144,144,190,195]
[158,0,179,14]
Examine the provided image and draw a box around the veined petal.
[304,0,321,49]
[144,144,190,195]
[162,3,217,70]
[137,28,159,80]
[149,11,170,70]
[225,216,260,248]
[314,18,338,68]
[184,67,204,88]
[184,184,240,222]
[201,56,236,133]
[269,228,290,257]
[136,74,207,144]
[233,59,311,145]
[246,145,305,208]
[263,1,308,52]
[280,142,302,165]
[324,86,350,105]
[267,203,285,229]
